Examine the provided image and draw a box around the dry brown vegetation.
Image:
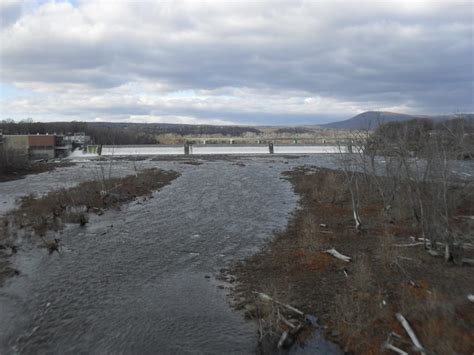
[3,168,179,237]
[231,167,474,354]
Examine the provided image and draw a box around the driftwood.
[394,242,425,247]
[279,313,296,329]
[320,230,334,234]
[325,248,352,262]
[461,258,474,266]
[383,332,408,355]
[454,215,474,220]
[417,238,474,250]
[384,343,408,355]
[277,331,288,348]
[253,292,306,350]
[396,313,425,354]
[427,249,439,256]
[254,292,304,316]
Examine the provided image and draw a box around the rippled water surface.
[0,156,343,354]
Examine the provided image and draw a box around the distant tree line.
[273,127,313,134]
[0,120,262,145]
[370,117,474,159]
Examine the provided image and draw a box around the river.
[0,155,343,354]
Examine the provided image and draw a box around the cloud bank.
[0,0,472,124]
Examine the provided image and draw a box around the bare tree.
[337,141,363,231]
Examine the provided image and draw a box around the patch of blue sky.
[166,89,197,98]
[165,90,235,100]
[29,0,80,9]
[0,83,34,99]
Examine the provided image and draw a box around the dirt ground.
[230,166,474,354]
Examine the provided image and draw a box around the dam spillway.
[99,144,349,156]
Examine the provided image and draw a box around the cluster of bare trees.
[339,116,473,263]
[0,120,263,145]
[0,120,159,145]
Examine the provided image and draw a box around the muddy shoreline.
[229,167,474,354]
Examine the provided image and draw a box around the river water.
[0,155,343,354]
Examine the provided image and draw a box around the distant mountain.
[321,111,422,130]
[320,111,473,130]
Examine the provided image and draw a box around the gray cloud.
[0,0,473,124]
[0,1,23,28]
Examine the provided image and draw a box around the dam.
[98,144,350,156]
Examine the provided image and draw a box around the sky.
[0,0,473,125]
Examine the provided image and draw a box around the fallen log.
[277,331,288,348]
[254,292,305,316]
[279,314,296,329]
[384,343,408,355]
[383,331,408,355]
[454,215,474,220]
[417,238,474,250]
[396,313,425,354]
[461,258,474,266]
[320,230,334,234]
[393,242,425,247]
[427,249,440,257]
[324,248,351,262]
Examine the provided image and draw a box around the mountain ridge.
[320,111,473,130]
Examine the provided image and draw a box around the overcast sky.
[0,0,472,125]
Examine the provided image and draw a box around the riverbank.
[230,167,474,354]
[0,168,180,285]
[0,160,76,182]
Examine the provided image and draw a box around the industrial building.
[1,134,70,160]
[63,132,91,147]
